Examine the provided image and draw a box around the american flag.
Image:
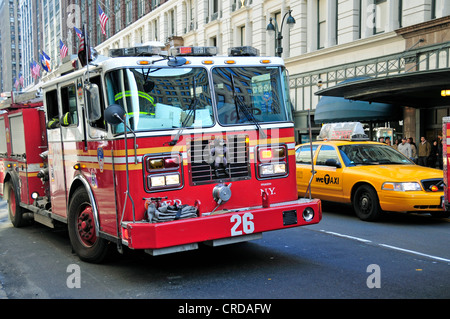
[33,61,41,78]
[19,73,24,86]
[60,39,68,59]
[74,27,85,52]
[74,27,84,40]
[30,61,40,79]
[98,5,108,36]
[29,62,35,79]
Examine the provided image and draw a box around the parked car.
[296,122,446,221]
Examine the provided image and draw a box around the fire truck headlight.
[260,164,274,176]
[259,163,287,177]
[31,192,39,200]
[149,174,180,188]
[165,174,180,186]
[150,176,166,187]
[273,163,286,174]
[144,154,183,191]
[302,207,315,222]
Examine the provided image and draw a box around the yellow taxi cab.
[296,122,446,221]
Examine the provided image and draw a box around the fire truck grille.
[189,135,250,185]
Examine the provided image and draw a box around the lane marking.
[379,244,450,264]
[318,229,450,264]
[320,230,372,243]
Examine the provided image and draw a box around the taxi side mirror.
[325,159,341,168]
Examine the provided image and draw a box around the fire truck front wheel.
[68,187,111,263]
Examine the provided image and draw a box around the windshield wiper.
[168,77,198,146]
[230,73,266,139]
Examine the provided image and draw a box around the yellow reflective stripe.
[114,91,154,104]
[62,113,70,125]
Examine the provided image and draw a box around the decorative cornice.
[396,16,450,38]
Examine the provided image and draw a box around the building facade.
[19,0,42,89]
[94,0,450,142]
[0,0,22,92]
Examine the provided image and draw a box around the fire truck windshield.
[105,67,213,134]
[212,66,293,125]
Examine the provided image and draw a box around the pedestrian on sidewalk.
[417,136,431,166]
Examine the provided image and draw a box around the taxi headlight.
[382,182,422,192]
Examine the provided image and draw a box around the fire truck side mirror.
[85,83,102,122]
[105,104,125,125]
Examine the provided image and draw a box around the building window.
[240,26,246,46]
[318,0,327,49]
[126,0,133,25]
[374,0,387,34]
[115,4,121,32]
[431,0,436,19]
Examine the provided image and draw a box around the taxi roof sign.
[318,122,369,141]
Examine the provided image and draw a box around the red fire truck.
[442,117,450,214]
[0,45,321,263]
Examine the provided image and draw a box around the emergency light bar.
[228,46,260,57]
[109,45,162,57]
[169,46,218,57]
[317,122,369,141]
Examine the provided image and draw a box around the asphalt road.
[0,200,449,303]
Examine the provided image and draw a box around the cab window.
[45,89,59,129]
[61,84,78,126]
[296,145,318,164]
[316,145,340,166]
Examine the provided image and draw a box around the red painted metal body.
[0,104,47,205]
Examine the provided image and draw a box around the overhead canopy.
[314,77,402,124]
[315,68,450,108]
[314,95,401,124]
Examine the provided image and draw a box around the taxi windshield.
[212,66,293,125]
[105,67,213,134]
[338,144,413,166]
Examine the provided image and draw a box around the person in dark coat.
[428,140,438,168]
[437,134,443,169]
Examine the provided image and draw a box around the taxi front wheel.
[353,185,381,221]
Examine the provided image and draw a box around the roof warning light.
[109,45,162,57]
[228,46,260,57]
[169,46,218,57]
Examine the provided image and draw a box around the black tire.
[353,185,382,221]
[67,187,110,263]
[6,182,26,227]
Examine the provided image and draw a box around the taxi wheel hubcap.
[361,196,370,210]
[359,193,372,213]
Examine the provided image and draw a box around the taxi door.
[295,144,319,196]
[311,145,344,201]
